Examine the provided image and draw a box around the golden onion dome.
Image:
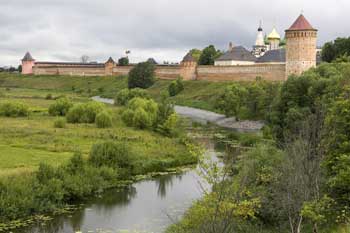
[267,27,281,40]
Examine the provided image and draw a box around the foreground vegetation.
[0,81,197,226]
[167,62,350,233]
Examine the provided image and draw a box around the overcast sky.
[0,0,349,66]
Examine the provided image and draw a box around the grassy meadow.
[0,74,195,178]
[0,73,236,112]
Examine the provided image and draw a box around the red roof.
[287,14,316,31]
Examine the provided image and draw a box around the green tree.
[321,37,350,63]
[324,86,350,215]
[128,62,156,89]
[189,49,202,62]
[118,57,129,66]
[215,83,248,119]
[198,45,222,65]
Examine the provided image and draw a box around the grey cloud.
[0,0,349,66]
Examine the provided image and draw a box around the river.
[17,138,221,233]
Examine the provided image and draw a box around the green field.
[0,76,194,177]
[0,73,236,112]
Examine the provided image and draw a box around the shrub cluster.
[48,97,73,116]
[95,111,113,128]
[66,101,105,124]
[121,94,182,137]
[122,97,158,129]
[0,152,118,222]
[168,77,184,97]
[114,88,150,106]
[0,101,29,117]
[89,141,134,174]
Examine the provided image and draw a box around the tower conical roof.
[22,52,34,61]
[105,57,115,64]
[182,52,196,62]
[267,27,281,39]
[287,14,316,31]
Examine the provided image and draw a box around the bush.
[54,118,66,128]
[128,62,155,89]
[158,113,181,137]
[95,111,113,128]
[0,101,29,117]
[121,97,158,129]
[45,93,53,100]
[48,97,73,116]
[115,88,150,106]
[66,101,105,124]
[168,77,184,97]
[89,141,134,170]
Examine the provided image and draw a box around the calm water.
[19,138,220,233]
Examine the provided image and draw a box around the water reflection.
[156,174,183,198]
[18,136,219,233]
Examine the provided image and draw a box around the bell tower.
[285,14,317,77]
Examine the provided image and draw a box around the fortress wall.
[32,63,286,82]
[155,65,181,80]
[33,66,105,76]
[197,64,286,81]
[112,65,181,80]
[112,66,134,76]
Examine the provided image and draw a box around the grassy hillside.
[0,73,234,113]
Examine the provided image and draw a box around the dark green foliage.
[324,87,350,210]
[267,65,342,143]
[198,45,222,65]
[157,92,175,125]
[0,152,118,222]
[54,118,66,128]
[168,77,184,97]
[128,62,155,89]
[95,111,113,128]
[89,141,134,171]
[66,101,105,123]
[322,37,350,62]
[215,81,279,120]
[115,88,150,106]
[0,101,29,117]
[48,97,73,116]
[118,57,129,66]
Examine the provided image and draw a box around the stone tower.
[104,57,115,76]
[267,27,281,50]
[21,52,35,75]
[180,52,197,80]
[285,14,317,77]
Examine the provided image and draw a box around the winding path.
[92,96,264,132]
